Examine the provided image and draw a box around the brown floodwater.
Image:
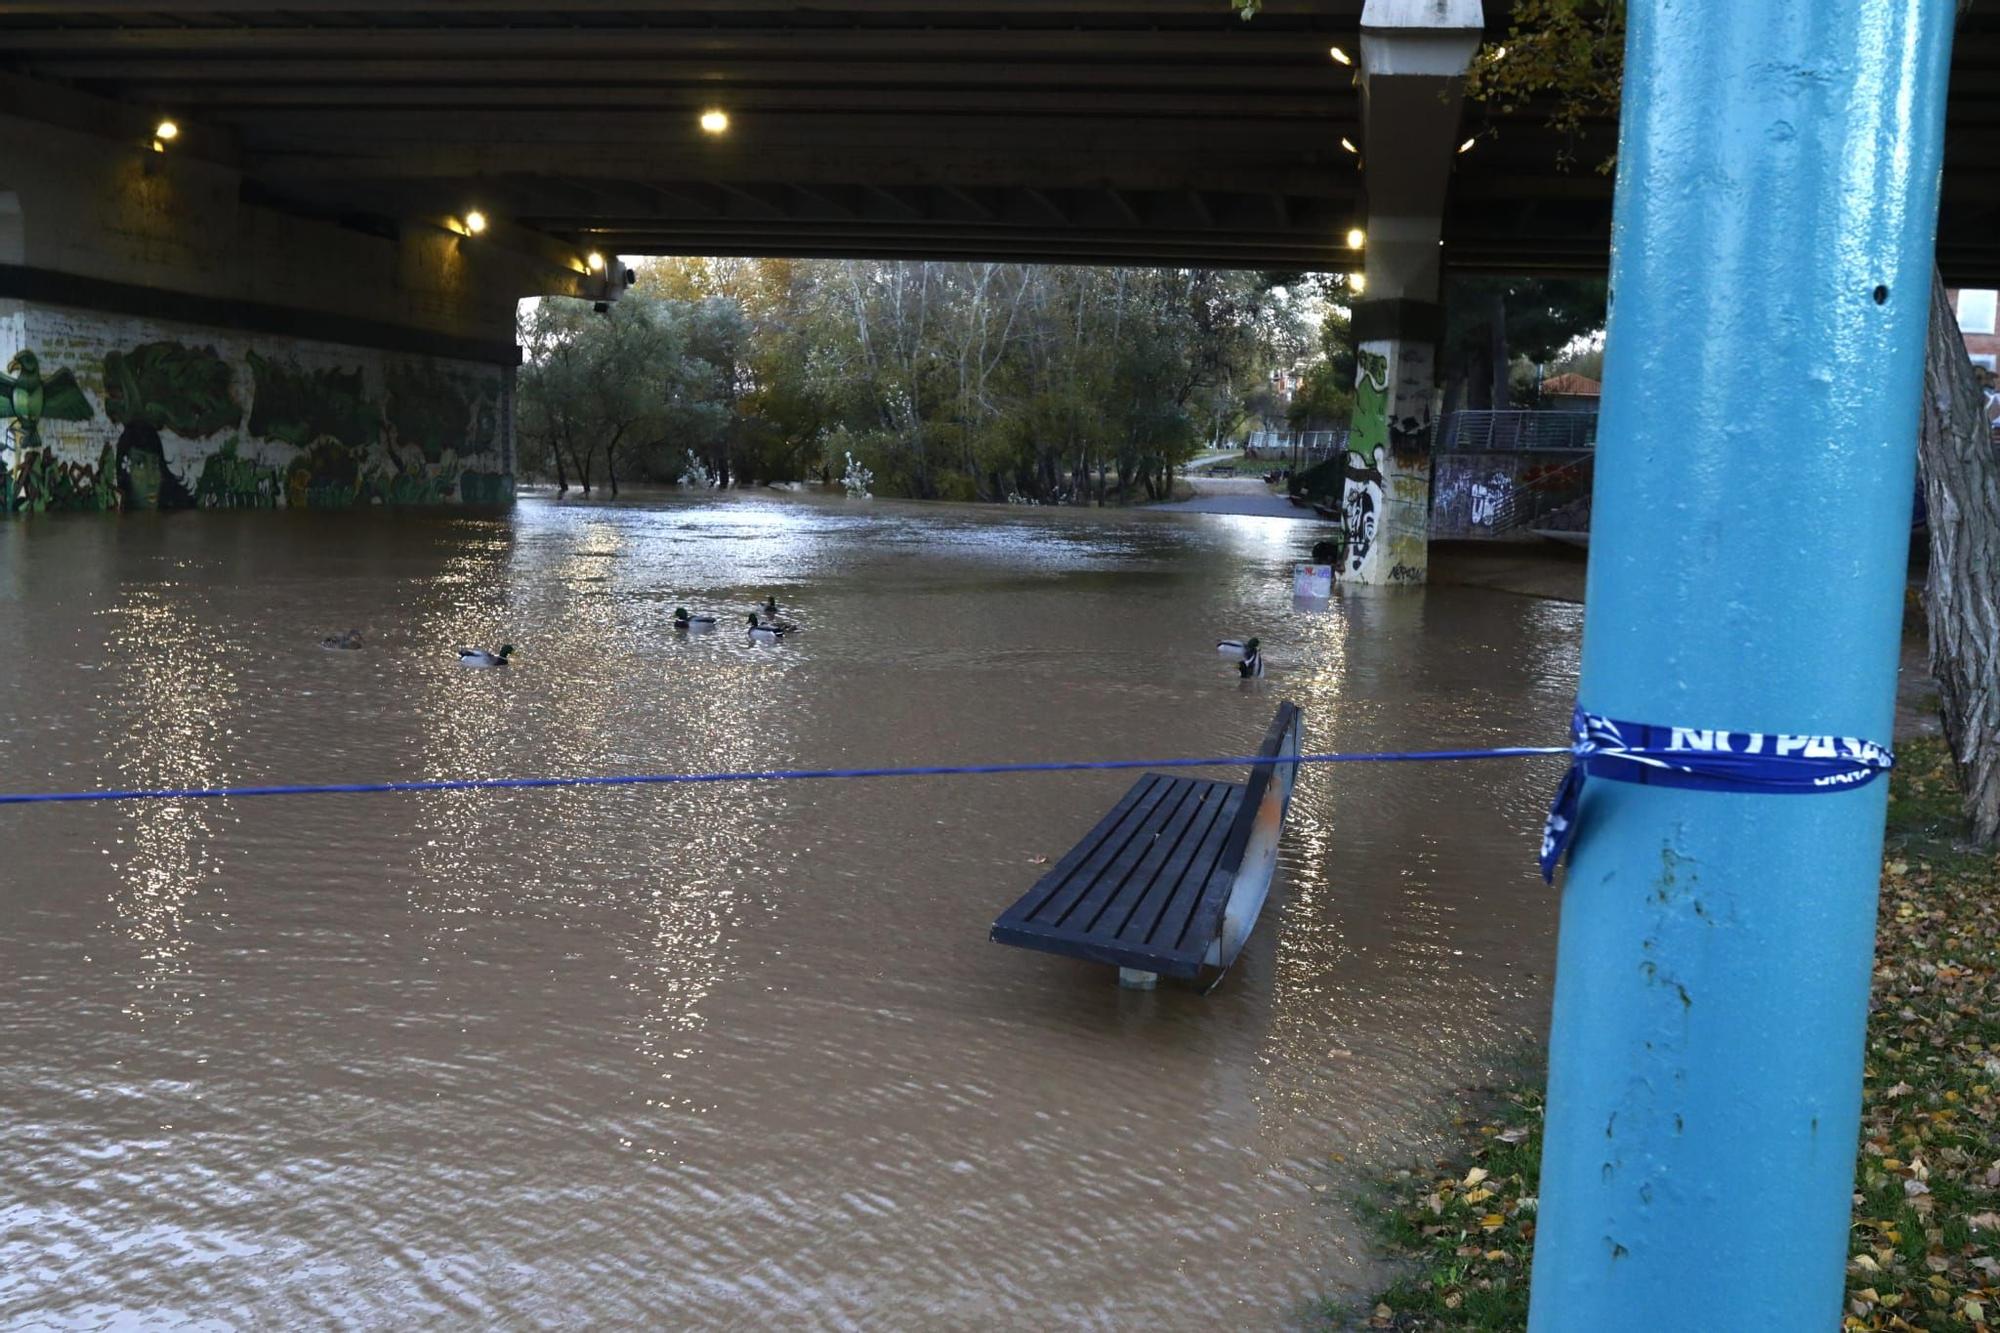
[0,493,1578,1329]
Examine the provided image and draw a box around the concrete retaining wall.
[1431,450,1594,538]
[2,301,513,512]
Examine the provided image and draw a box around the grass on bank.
[1346,739,2000,1331]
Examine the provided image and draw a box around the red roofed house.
[1539,372,1602,413]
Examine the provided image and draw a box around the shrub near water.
[1350,740,2000,1331]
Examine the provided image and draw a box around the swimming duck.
[674,608,718,631]
[763,596,781,617]
[321,629,364,651]
[1238,638,1265,678]
[457,644,514,668]
[746,612,791,644]
[1217,638,1254,661]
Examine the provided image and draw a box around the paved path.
[1151,474,1317,519]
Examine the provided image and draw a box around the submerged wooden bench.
[990,701,1303,988]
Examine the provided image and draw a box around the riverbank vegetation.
[517,259,1329,503]
[1348,738,2000,1330]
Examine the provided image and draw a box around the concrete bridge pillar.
[1340,0,1481,585]
[0,73,604,514]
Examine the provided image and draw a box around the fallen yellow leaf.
[1480,1213,1505,1231]
[1463,1167,1490,1188]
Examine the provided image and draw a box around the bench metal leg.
[1117,968,1159,990]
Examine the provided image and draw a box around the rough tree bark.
[1918,265,2000,844]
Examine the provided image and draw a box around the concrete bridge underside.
[2,1,1997,281]
[0,2,1996,544]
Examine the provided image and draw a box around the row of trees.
[517,259,1321,504]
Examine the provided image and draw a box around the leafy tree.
[1441,277,1607,412]
[1463,0,2000,844]
[1462,1,1626,173]
[520,259,1303,505]
[516,298,677,497]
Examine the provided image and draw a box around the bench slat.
[1000,773,1164,926]
[1014,775,1198,933]
[1118,781,1244,954]
[1059,776,1216,937]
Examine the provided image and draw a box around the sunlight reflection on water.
[0,493,1578,1328]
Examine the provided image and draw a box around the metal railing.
[1242,428,1349,464]
[1435,410,1598,453]
[1430,450,1595,538]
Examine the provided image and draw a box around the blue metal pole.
[1528,2,1956,1328]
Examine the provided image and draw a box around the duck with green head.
[746,612,791,644]
[674,607,718,631]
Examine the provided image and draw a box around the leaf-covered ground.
[1346,739,2000,1330]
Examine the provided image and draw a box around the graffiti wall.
[1431,450,1597,539]
[0,303,514,514]
[1339,339,1435,584]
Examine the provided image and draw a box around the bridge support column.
[1341,295,1442,584]
[1341,0,1481,586]
[1527,1,1955,1326]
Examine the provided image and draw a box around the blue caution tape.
[0,745,1568,808]
[1539,707,1894,883]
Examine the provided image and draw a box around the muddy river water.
[0,493,1579,1328]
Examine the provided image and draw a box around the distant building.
[1539,372,1601,412]
[1948,288,2000,443]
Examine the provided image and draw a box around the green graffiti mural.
[385,362,491,462]
[1349,347,1389,462]
[4,332,508,518]
[372,467,456,506]
[1,350,97,512]
[283,442,365,509]
[458,470,515,505]
[194,437,282,509]
[105,341,239,510]
[246,351,379,451]
[9,443,118,513]
[105,342,238,439]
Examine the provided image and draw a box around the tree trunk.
[1919,265,2000,845]
[607,447,619,499]
[553,438,569,494]
[1488,290,1510,409]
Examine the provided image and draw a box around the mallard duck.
[1238,638,1265,678]
[321,629,364,651]
[762,596,780,617]
[457,644,514,668]
[746,612,792,644]
[674,607,718,631]
[1217,638,1254,661]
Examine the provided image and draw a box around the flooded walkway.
[0,494,1577,1328]
[1151,473,1311,519]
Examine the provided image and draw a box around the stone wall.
[1,301,513,513]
